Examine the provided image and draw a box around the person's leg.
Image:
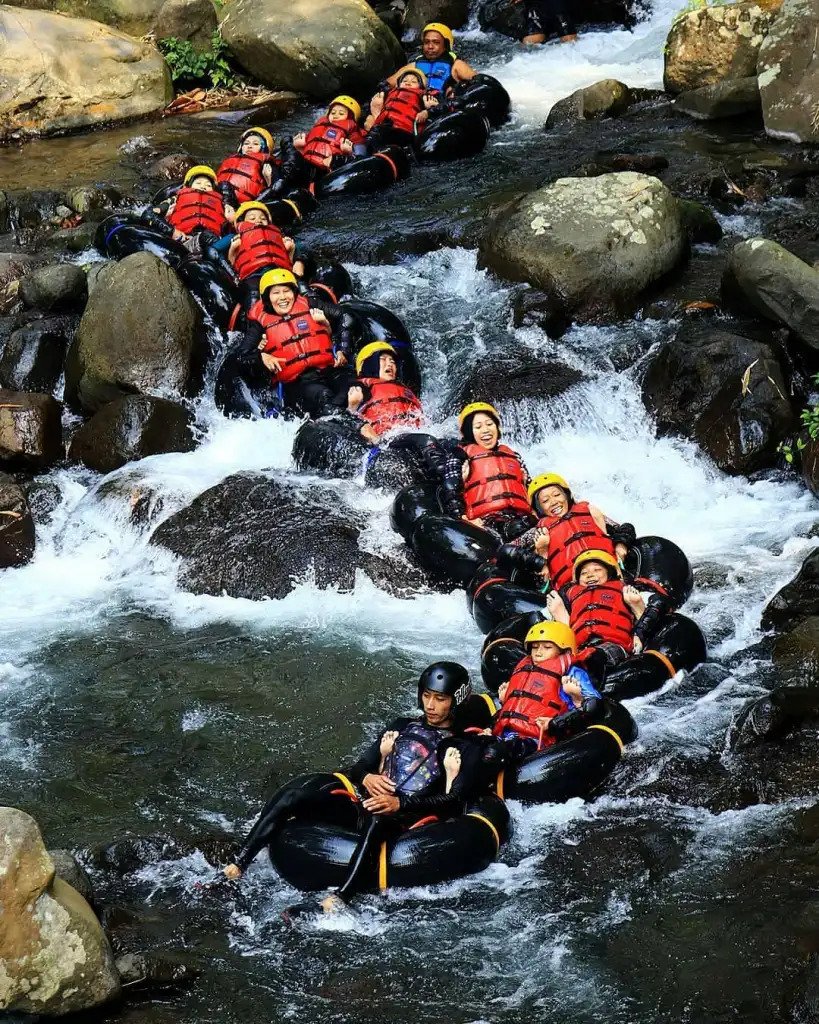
[522,1,547,44]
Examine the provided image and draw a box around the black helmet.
[417,661,471,709]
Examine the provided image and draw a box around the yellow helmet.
[422,21,455,49]
[329,95,362,121]
[240,127,274,152]
[356,341,396,375]
[259,268,298,295]
[524,621,577,654]
[183,165,217,186]
[528,472,570,505]
[397,66,428,89]
[573,549,620,581]
[234,201,271,223]
[457,402,500,430]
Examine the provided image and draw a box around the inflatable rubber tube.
[453,74,512,127]
[307,262,354,304]
[470,569,550,635]
[390,483,441,542]
[415,110,491,162]
[497,699,637,804]
[269,793,509,892]
[409,514,500,588]
[602,613,707,700]
[623,535,694,608]
[315,146,411,199]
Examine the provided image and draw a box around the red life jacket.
[565,580,635,652]
[492,654,574,744]
[251,295,334,384]
[462,443,532,521]
[538,501,615,592]
[358,378,423,437]
[374,87,425,134]
[233,222,292,280]
[216,151,269,205]
[167,187,226,236]
[302,117,363,169]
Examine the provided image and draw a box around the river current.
[2,1,818,1021]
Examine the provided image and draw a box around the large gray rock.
[545,79,633,128]
[723,238,819,351]
[443,349,583,414]
[0,389,62,468]
[0,5,172,138]
[0,807,121,1015]
[481,172,686,321]
[8,0,165,36]
[642,322,794,475]
[762,549,819,631]
[758,0,819,143]
[663,0,782,94]
[150,472,422,599]
[19,264,87,312]
[65,252,201,414]
[0,319,70,394]
[0,472,35,568]
[220,0,404,98]
[69,395,196,474]
[675,76,761,120]
[153,0,216,50]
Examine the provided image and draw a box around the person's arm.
[440,448,468,516]
[238,319,264,356]
[632,592,671,645]
[452,58,477,82]
[226,235,240,264]
[320,301,353,362]
[497,541,547,574]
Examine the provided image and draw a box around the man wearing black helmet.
[222,662,492,911]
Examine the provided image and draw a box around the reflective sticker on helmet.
[454,682,470,705]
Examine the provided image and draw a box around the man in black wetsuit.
[513,0,577,44]
[223,662,493,912]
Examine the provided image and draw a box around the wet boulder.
[150,472,423,599]
[443,348,583,414]
[772,616,819,683]
[65,251,201,413]
[0,473,35,568]
[641,322,794,474]
[663,0,782,94]
[723,238,819,352]
[481,172,686,321]
[545,79,633,128]
[677,199,724,244]
[219,0,404,98]
[0,389,62,468]
[728,684,819,750]
[0,319,70,394]
[0,807,121,1015]
[19,264,87,312]
[405,0,469,30]
[10,0,164,35]
[759,0,819,143]
[0,6,172,138]
[674,76,761,120]
[48,849,95,905]
[68,395,196,474]
[762,549,819,631]
[153,0,217,51]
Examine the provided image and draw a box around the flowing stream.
[3,2,819,1021]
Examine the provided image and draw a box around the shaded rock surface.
[675,76,761,120]
[65,252,201,414]
[404,0,469,30]
[69,395,197,474]
[0,319,70,394]
[443,349,583,413]
[758,0,819,143]
[0,5,172,138]
[19,264,87,312]
[150,472,425,599]
[153,0,216,50]
[0,807,121,1015]
[641,321,793,474]
[663,0,781,94]
[763,548,819,631]
[0,388,62,468]
[723,238,819,351]
[0,472,35,567]
[220,0,404,98]
[481,172,686,320]
[546,79,633,128]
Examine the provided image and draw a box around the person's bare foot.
[443,747,461,793]
[560,33,578,42]
[223,863,242,880]
[321,893,347,914]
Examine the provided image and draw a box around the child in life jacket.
[546,549,648,680]
[441,402,535,542]
[492,621,600,760]
[226,201,302,312]
[347,341,424,442]
[293,96,367,173]
[217,128,283,207]
[364,69,438,150]
[160,165,229,247]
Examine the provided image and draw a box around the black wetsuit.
[441,446,535,542]
[523,0,576,39]
[232,715,485,896]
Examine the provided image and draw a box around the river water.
[2,2,819,1021]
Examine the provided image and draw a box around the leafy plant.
[158,30,238,90]
[779,371,819,464]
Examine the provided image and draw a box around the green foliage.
[779,372,819,464]
[158,30,238,90]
